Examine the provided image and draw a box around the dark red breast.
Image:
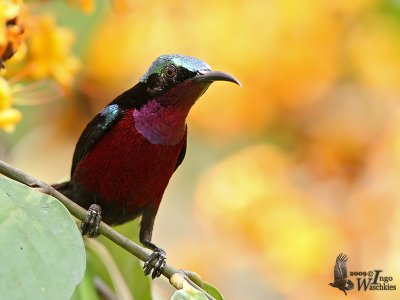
[72,108,186,223]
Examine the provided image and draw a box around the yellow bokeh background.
[2,1,400,299]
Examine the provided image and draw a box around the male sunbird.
[54,54,240,278]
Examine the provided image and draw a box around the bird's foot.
[143,247,166,279]
[80,204,102,237]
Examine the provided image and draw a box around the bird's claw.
[143,248,166,279]
[81,204,102,237]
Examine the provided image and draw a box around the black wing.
[334,253,349,281]
[174,137,187,171]
[71,104,125,176]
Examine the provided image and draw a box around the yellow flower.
[0,77,21,132]
[0,107,21,132]
[0,0,25,68]
[26,15,80,87]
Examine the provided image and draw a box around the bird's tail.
[52,181,73,199]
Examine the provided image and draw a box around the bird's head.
[140,54,240,102]
[132,54,240,145]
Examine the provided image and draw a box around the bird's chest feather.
[73,111,186,209]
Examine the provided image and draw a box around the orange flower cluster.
[0,0,25,68]
[26,15,80,87]
[0,2,82,132]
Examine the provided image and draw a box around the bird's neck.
[133,100,189,145]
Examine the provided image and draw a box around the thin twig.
[0,160,216,300]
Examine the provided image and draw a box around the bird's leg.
[140,209,166,279]
[80,203,102,237]
[143,241,166,279]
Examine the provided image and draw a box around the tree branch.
[0,159,216,300]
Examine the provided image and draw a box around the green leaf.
[0,176,86,300]
[203,282,225,300]
[171,289,208,300]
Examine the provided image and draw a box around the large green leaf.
[0,176,86,300]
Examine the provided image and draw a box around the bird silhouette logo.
[329,253,354,295]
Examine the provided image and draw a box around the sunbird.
[54,54,240,278]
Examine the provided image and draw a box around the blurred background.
[1,0,400,299]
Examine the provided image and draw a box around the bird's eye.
[163,64,177,80]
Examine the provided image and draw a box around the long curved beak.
[194,70,242,86]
